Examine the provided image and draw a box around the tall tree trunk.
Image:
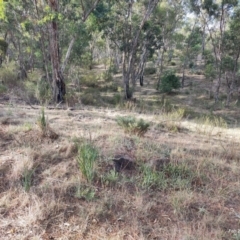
[48,0,65,103]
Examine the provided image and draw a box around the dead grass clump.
[66,143,78,158]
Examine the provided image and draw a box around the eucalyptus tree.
[153,0,184,88]
[190,0,239,102]
[222,7,240,105]
[100,0,160,99]
[178,24,202,87]
[0,0,38,78]
[1,0,102,103]
[45,0,102,102]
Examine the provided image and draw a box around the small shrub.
[76,142,98,183]
[113,93,122,105]
[75,185,96,201]
[139,161,194,191]
[116,115,150,137]
[24,81,37,102]
[81,89,101,105]
[171,61,176,66]
[0,62,18,86]
[158,71,181,93]
[37,107,47,133]
[109,82,118,92]
[36,78,51,104]
[0,83,7,95]
[189,62,194,69]
[81,73,98,88]
[102,70,113,82]
[108,64,118,74]
[102,170,119,186]
[141,165,166,190]
[80,52,93,69]
[144,67,157,75]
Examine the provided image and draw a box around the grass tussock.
[116,115,150,137]
[76,141,98,183]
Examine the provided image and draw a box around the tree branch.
[82,0,101,22]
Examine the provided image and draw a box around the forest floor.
[1,67,240,239]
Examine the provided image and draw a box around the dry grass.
[1,81,240,240]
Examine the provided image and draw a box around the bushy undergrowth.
[0,83,7,94]
[0,62,18,86]
[116,115,150,137]
[81,73,99,88]
[144,67,157,75]
[81,88,101,105]
[159,71,181,93]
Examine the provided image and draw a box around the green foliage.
[24,81,36,102]
[36,78,51,104]
[221,55,235,72]
[204,63,216,81]
[0,38,8,56]
[144,67,157,75]
[80,52,93,69]
[203,50,215,65]
[158,71,181,93]
[81,73,98,88]
[37,107,47,133]
[112,93,122,105]
[81,88,101,105]
[0,0,5,19]
[140,162,194,190]
[75,185,96,201]
[0,83,7,94]
[102,70,113,82]
[0,62,18,86]
[116,116,150,137]
[77,142,98,183]
[25,68,51,104]
[141,165,166,190]
[102,170,119,186]
[21,167,35,192]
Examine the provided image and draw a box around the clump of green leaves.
[81,88,101,105]
[36,78,51,104]
[21,167,35,192]
[0,62,18,86]
[116,116,150,137]
[158,71,181,93]
[75,185,96,201]
[37,107,47,133]
[102,170,119,186]
[141,165,166,190]
[77,142,98,183]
